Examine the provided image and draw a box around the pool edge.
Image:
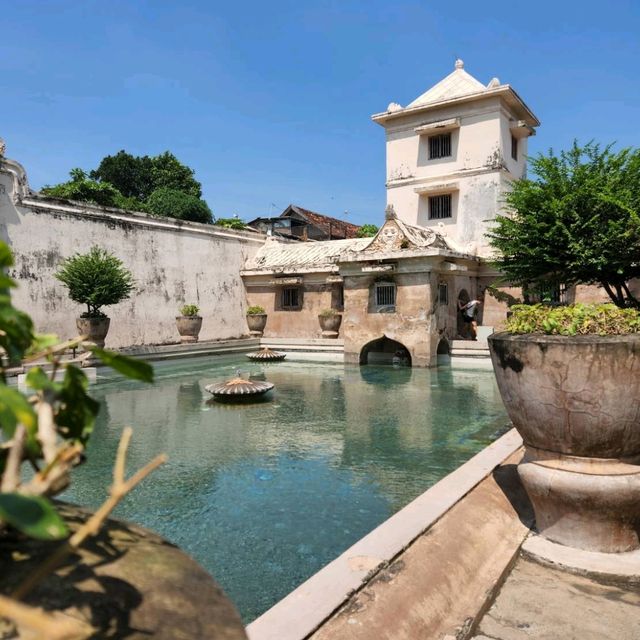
[245,427,523,640]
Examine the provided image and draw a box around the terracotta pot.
[76,316,110,349]
[0,503,247,640]
[246,313,267,336]
[318,313,342,338]
[488,332,640,552]
[176,316,203,343]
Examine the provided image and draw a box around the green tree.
[90,150,201,200]
[488,142,640,308]
[41,169,122,208]
[55,247,135,317]
[90,150,154,201]
[215,217,245,230]
[151,151,202,198]
[146,187,213,224]
[357,224,379,238]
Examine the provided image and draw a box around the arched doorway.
[436,337,450,355]
[457,289,470,338]
[359,336,412,367]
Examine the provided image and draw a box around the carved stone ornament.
[0,138,5,157]
[365,220,406,253]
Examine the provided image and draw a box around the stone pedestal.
[519,448,640,552]
[488,333,640,554]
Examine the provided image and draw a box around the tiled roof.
[244,237,370,272]
[287,205,361,239]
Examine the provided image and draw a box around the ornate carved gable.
[365,219,406,252]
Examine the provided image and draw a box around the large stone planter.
[318,313,342,338]
[77,316,110,349]
[246,313,267,337]
[0,503,247,639]
[488,333,640,552]
[176,315,203,343]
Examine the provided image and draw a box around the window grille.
[374,281,396,311]
[511,135,518,161]
[282,287,300,309]
[438,283,448,305]
[526,282,567,306]
[428,133,452,159]
[429,194,452,220]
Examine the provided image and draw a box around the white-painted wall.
[0,161,265,349]
[381,95,535,257]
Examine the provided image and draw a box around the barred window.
[374,281,396,311]
[429,194,452,220]
[281,287,301,309]
[511,134,518,161]
[438,283,448,305]
[429,133,451,159]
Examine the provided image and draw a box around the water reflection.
[66,357,508,623]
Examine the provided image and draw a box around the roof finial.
[455,58,464,70]
[385,204,397,220]
[0,138,5,157]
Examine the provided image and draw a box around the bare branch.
[0,593,94,640]
[1,424,26,492]
[23,336,87,365]
[13,429,166,600]
[113,426,132,487]
[36,392,58,464]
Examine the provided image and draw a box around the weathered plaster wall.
[245,275,342,339]
[0,161,265,348]
[341,269,437,368]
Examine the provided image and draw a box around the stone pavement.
[472,556,640,640]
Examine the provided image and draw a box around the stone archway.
[457,289,470,338]
[436,337,450,355]
[359,336,412,367]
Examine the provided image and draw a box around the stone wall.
[0,158,265,349]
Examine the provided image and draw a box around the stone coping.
[246,428,523,640]
[522,534,640,580]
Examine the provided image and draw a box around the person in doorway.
[458,298,482,340]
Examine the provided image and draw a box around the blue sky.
[2,0,639,226]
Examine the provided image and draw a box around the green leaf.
[25,367,57,392]
[0,493,69,540]
[89,348,154,383]
[56,365,99,444]
[0,385,37,434]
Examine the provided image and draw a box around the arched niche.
[359,336,412,367]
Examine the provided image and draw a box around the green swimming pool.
[63,356,509,622]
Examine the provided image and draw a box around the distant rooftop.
[247,204,361,242]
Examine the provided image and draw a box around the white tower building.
[372,60,539,257]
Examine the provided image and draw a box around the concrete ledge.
[522,534,640,581]
[117,338,260,362]
[246,429,523,640]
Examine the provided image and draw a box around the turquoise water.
[64,356,509,623]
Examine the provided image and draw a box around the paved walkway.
[473,556,640,640]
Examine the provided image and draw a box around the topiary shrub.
[146,188,213,224]
[179,304,200,317]
[55,247,134,317]
[505,303,640,336]
[246,305,265,315]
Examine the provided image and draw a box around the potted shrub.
[55,246,134,348]
[246,305,267,336]
[176,303,203,343]
[488,304,640,552]
[318,308,342,338]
